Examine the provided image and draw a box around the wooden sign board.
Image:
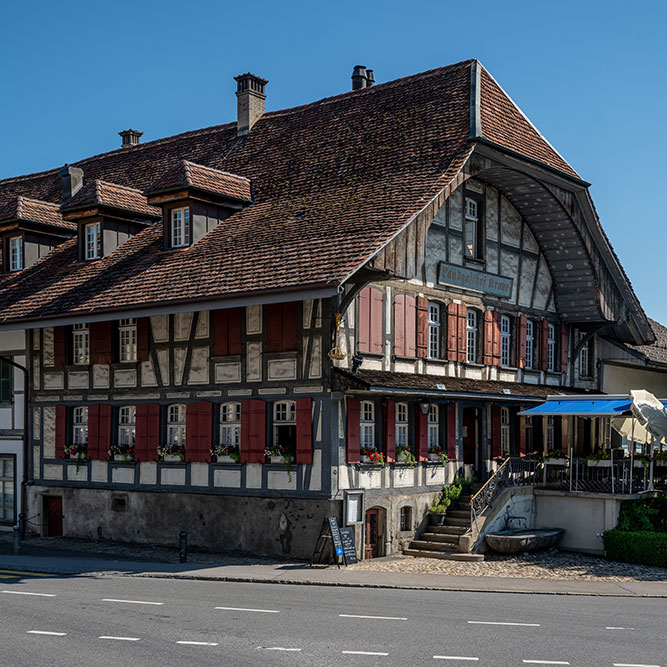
[338,526,358,565]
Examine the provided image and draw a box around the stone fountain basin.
[485,528,565,554]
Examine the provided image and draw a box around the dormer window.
[9,236,23,271]
[171,208,190,248]
[85,222,101,260]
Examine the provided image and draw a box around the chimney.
[366,69,375,87]
[59,164,84,203]
[234,73,268,136]
[351,65,367,90]
[119,129,143,147]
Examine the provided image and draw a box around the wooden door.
[365,508,379,559]
[45,497,63,537]
[462,409,476,465]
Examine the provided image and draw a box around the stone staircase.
[403,489,484,562]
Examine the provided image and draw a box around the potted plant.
[443,481,462,510]
[655,451,667,466]
[109,443,135,462]
[455,474,475,495]
[158,444,186,463]
[543,449,568,465]
[428,445,447,466]
[360,447,385,467]
[395,445,416,467]
[586,452,612,467]
[265,445,295,479]
[211,443,240,464]
[64,443,87,471]
[429,493,451,526]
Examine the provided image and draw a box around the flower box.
[270,456,285,464]
[215,455,236,464]
[655,459,667,467]
[113,454,134,463]
[587,459,612,467]
[163,454,184,463]
[545,458,568,466]
[360,455,371,463]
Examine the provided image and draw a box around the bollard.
[179,531,188,563]
[13,525,20,555]
[18,512,26,540]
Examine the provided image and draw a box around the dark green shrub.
[617,497,667,533]
[602,529,667,568]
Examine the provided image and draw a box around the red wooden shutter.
[491,405,502,459]
[483,310,494,365]
[135,403,160,462]
[198,402,213,462]
[370,288,383,355]
[90,322,112,364]
[228,308,243,355]
[87,404,100,460]
[457,304,467,363]
[55,405,66,459]
[394,294,405,357]
[213,310,229,356]
[357,288,370,354]
[560,323,569,375]
[446,403,457,460]
[186,402,212,462]
[416,410,428,462]
[282,302,298,351]
[561,416,569,453]
[296,397,313,465]
[99,404,112,461]
[492,312,502,366]
[416,297,428,359]
[517,315,527,369]
[266,304,282,353]
[540,319,549,371]
[241,399,266,463]
[405,295,416,358]
[53,326,67,367]
[517,409,526,456]
[346,398,361,464]
[137,317,150,362]
[383,400,396,463]
[447,303,458,360]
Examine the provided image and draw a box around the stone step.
[443,517,470,527]
[427,524,468,535]
[420,532,459,544]
[409,540,458,552]
[404,549,484,562]
[447,510,470,519]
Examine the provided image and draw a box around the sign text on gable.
[437,262,513,299]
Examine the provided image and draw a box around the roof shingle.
[62,180,161,218]
[0,196,75,231]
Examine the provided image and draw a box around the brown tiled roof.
[62,180,161,218]
[335,369,583,399]
[145,160,252,202]
[628,318,667,365]
[0,196,75,231]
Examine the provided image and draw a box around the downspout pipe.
[0,355,29,539]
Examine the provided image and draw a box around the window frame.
[220,402,242,449]
[500,315,512,367]
[547,323,556,372]
[466,310,478,364]
[428,302,441,359]
[167,404,187,447]
[8,235,23,272]
[360,400,376,450]
[395,402,409,448]
[273,400,297,450]
[0,454,16,525]
[579,332,591,378]
[500,407,510,457]
[0,359,12,404]
[118,405,136,448]
[464,197,478,259]
[525,320,535,370]
[72,406,88,446]
[72,323,90,366]
[118,318,138,363]
[399,505,412,532]
[84,221,101,260]
[170,207,191,248]
[428,404,439,449]
[546,415,555,451]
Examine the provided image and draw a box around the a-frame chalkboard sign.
[312,516,357,566]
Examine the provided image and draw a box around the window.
[500,316,511,367]
[464,197,478,259]
[9,236,23,271]
[85,222,101,259]
[0,456,15,523]
[72,407,88,446]
[220,403,242,448]
[119,318,137,362]
[579,332,591,377]
[428,404,439,448]
[273,401,297,450]
[546,416,555,451]
[360,401,375,449]
[171,208,190,248]
[547,324,556,372]
[525,320,535,370]
[525,416,534,452]
[428,303,441,359]
[118,406,136,448]
[466,310,478,363]
[396,403,409,448]
[399,505,412,532]
[0,359,12,403]
[72,324,89,365]
[167,404,187,446]
[500,407,510,457]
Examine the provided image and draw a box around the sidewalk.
[1,549,666,598]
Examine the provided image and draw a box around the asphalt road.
[0,570,664,667]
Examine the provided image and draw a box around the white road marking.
[342,650,389,656]
[523,661,570,665]
[99,636,141,642]
[339,613,407,621]
[259,647,303,652]
[27,630,67,636]
[215,606,279,613]
[2,590,56,597]
[433,657,479,662]
[468,620,540,627]
[607,626,635,630]
[102,598,164,606]
[177,641,219,646]
[613,664,661,667]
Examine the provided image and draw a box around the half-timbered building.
[0,60,654,558]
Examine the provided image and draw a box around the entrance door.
[365,508,379,559]
[45,496,63,537]
[462,408,477,466]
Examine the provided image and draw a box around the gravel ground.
[351,548,667,582]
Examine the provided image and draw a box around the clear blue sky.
[1,0,665,325]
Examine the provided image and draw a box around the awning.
[519,395,667,417]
